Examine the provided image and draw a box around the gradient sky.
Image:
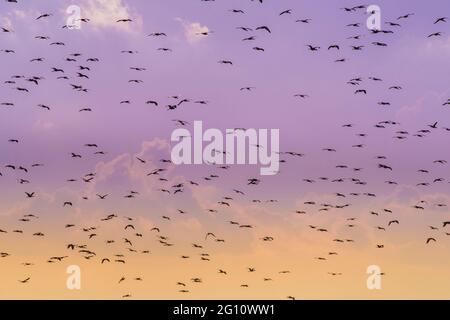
[0,0,450,299]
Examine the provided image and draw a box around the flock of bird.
[1,0,449,300]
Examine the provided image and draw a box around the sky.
[0,0,450,299]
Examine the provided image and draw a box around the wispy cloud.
[0,15,13,30]
[175,17,209,44]
[80,0,142,33]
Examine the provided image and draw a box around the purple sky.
[1,0,449,194]
[0,0,450,299]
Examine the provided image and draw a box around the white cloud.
[80,0,142,33]
[0,16,13,30]
[1,8,40,24]
[175,18,209,44]
[444,36,450,51]
[33,119,55,131]
[82,137,172,196]
[12,10,27,19]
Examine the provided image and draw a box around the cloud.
[82,137,173,196]
[80,0,142,33]
[0,9,42,37]
[33,119,55,131]
[189,184,219,210]
[11,9,39,20]
[0,15,13,30]
[1,201,31,218]
[424,35,450,53]
[441,36,450,54]
[12,10,27,19]
[175,18,209,44]
[0,8,41,25]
